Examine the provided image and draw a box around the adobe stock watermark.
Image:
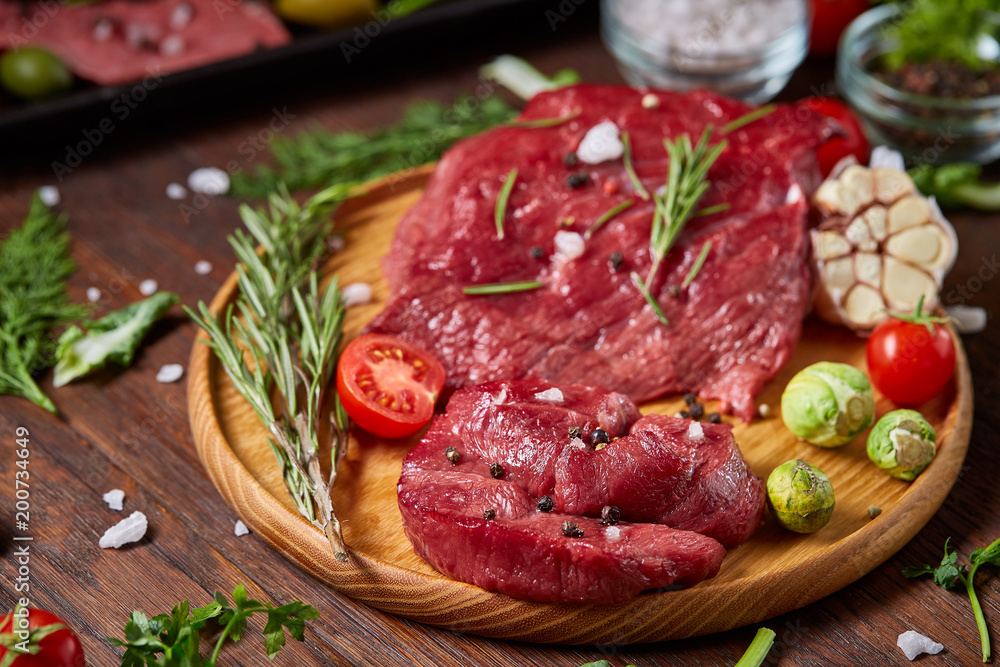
[944,254,1000,306]
[51,67,166,182]
[545,0,588,30]
[178,106,296,223]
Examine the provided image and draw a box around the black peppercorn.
[678,410,691,419]
[689,403,704,419]
[708,412,722,424]
[563,151,579,167]
[483,508,496,520]
[568,426,582,440]
[609,252,624,270]
[684,393,698,405]
[561,520,584,538]
[445,446,461,464]
[566,171,589,189]
[590,428,610,446]
[490,462,505,479]
[600,505,621,526]
[538,495,554,512]
[668,284,682,298]
[530,246,544,259]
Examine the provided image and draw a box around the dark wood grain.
[2,8,999,665]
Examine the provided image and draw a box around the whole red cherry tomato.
[810,0,871,56]
[0,607,85,667]
[803,96,871,177]
[867,298,957,405]
[336,333,446,439]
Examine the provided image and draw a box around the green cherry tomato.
[0,47,73,99]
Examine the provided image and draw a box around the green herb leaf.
[229,96,517,198]
[507,107,581,128]
[631,272,669,326]
[682,241,712,288]
[733,627,777,667]
[0,193,90,412]
[585,199,635,239]
[910,162,1000,211]
[495,168,518,240]
[621,132,650,201]
[971,537,1000,568]
[463,280,543,295]
[884,0,998,71]
[721,104,776,134]
[52,291,179,387]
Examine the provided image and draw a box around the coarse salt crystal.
[757,403,771,418]
[897,630,944,661]
[946,305,987,334]
[570,437,586,449]
[103,489,125,511]
[93,18,114,42]
[687,421,704,440]
[38,185,60,207]
[87,287,102,302]
[156,364,184,383]
[577,121,624,164]
[605,526,621,539]
[785,183,803,204]
[554,230,585,261]
[341,282,373,307]
[170,2,193,29]
[641,93,660,109]
[187,167,230,196]
[534,387,564,403]
[139,279,158,296]
[194,260,213,275]
[159,34,185,57]
[235,520,250,536]
[493,386,507,405]
[166,182,187,200]
[99,511,148,549]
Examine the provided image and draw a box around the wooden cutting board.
[187,165,973,645]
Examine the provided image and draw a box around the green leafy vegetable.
[910,162,1000,210]
[53,291,179,387]
[229,96,517,198]
[186,185,352,560]
[495,168,518,240]
[480,54,580,101]
[904,537,1000,661]
[883,0,1000,71]
[463,280,543,295]
[0,193,89,412]
[110,584,319,666]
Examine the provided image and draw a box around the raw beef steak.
[397,379,765,604]
[368,85,833,421]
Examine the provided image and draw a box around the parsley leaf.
[111,585,318,666]
[904,537,1000,662]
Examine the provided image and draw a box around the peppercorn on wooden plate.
[187,166,973,645]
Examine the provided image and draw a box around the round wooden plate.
[188,166,974,645]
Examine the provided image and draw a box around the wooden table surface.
[2,8,999,666]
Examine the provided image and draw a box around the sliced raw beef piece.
[0,0,289,86]
[397,379,765,604]
[368,85,834,421]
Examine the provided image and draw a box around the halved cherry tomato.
[336,333,446,439]
[0,607,85,667]
[803,96,871,177]
[866,301,956,405]
[809,0,872,57]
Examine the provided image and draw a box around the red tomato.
[0,607,85,667]
[336,333,446,439]
[803,97,871,177]
[867,312,956,405]
[809,0,871,56]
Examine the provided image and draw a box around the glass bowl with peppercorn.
[837,2,1000,165]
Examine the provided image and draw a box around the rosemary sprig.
[682,241,712,288]
[645,127,727,287]
[495,168,518,240]
[185,184,353,561]
[695,202,731,217]
[621,132,650,201]
[463,280,543,295]
[630,272,668,325]
[721,104,777,134]
[585,199,635,240]
[507,107,582,129]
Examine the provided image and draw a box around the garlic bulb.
[811,162,958,331]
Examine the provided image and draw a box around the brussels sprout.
[766,459,836,534]
[867,409,937,481]
[780,362,875,447]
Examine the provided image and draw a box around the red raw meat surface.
[397,379,765,604]
[368,85,833,421]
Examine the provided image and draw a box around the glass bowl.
[837,4,1000,165]
[600,0,810,104]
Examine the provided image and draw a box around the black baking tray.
[1,0,599,147]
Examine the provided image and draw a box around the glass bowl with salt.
[601,0,810,103]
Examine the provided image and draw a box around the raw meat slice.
[368,85,833,421]
[397,379,765,604]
